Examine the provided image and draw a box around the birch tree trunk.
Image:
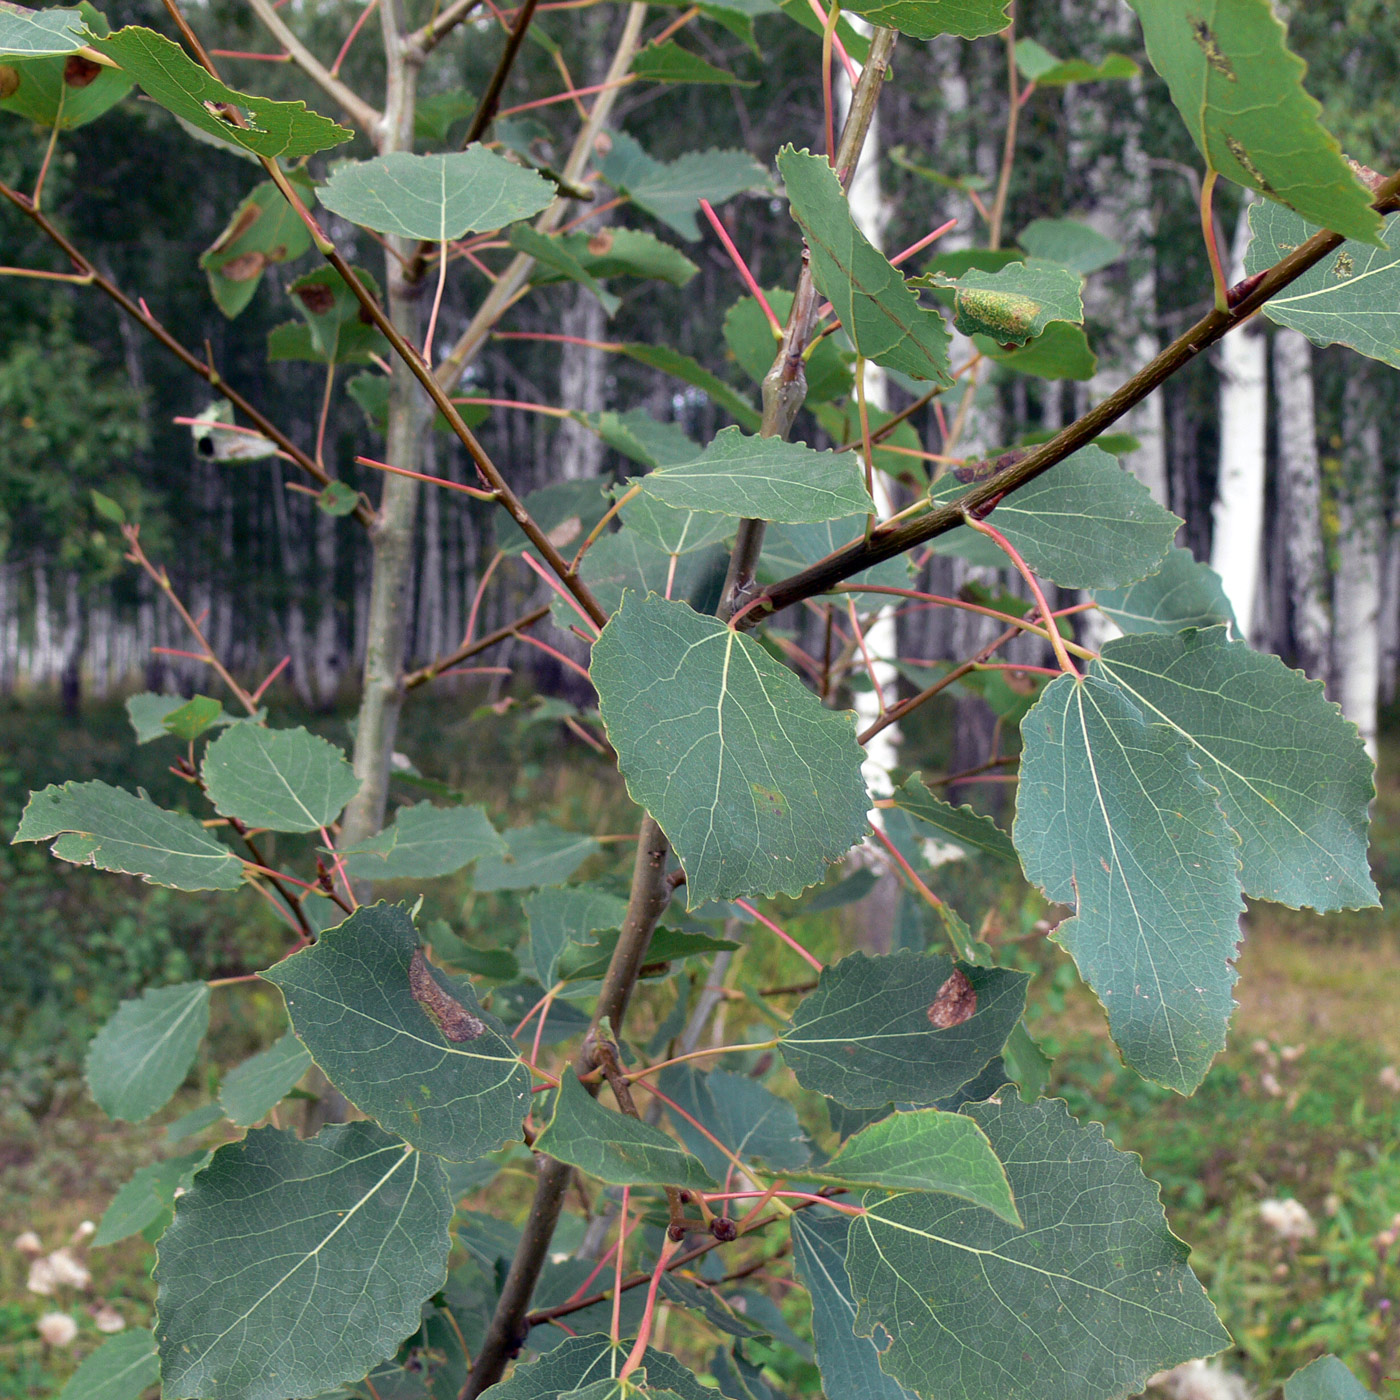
[1210,198,1268,644]
[1272,328,1330,678]
[1333,374,1384,759]
[837,42,899,804]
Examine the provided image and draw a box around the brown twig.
[748,169,1400,624]
[404,604,551,689]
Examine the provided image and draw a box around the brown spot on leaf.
[208,202,262,255]
[294,282,337,315]
[409,946,485,1042]
[927,968,977,1028]
[586,229,614,256]
[1191,20,1235,79]
[545,514,582,548]
[220,250,268,283]
[1331,251,1355,280]
[0,66,18,99]
[1224,135,1276,196]
[63,55,102,88]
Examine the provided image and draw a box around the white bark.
[1210,199,1268,644]
[837,43,900,805]
[1333,378,1383,759]
[1271,328,1330,678]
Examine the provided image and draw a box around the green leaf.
[1126,0,1382,244]
[556,228,699,286]
[757,515,911,589]
[200,177,314,318]
[202,724,359,833]
[780,950,1029,1108]
[836,0,1007,40]
[89,487,126,523]
[92,25,350,156]
[722,288,852,404]
[155,1122,452,1400]
[890,775,1017,862]
[845,1093,1229,1400]
[0,15,133,130]
[86,981,211,1121]
[619,479,732,554]
[631,39,753,84]
[975,320,1097,380]
[0,1,83,54]
[658,1275,767,1340]
[790,1212,918,1400]
[15,781,244,890]
[473,821,600,891]
[533,1071,718,1189]
[264,904,530,1160]
[161,695,223,741]
[482,1335,712,1400]
[934,445,1181,589]
[414,86,474,144]
[1017,217,1123,275]
[619,342,761,431]
[319,144,553,241]
[340,801,506,880]
[657,1065,811,1178]
[495,477,611,555]
[270,265,388,366]
[591,593,869,906]
[780,146,952,384]
[567,527,728,622]
[776,0,871,61]
[1093,546,1237,634]
[1013,38,1139,86]
[796,1107,1020,1222]
[124,692,186,742]
[219,1030,313,1126]
[1096,628,1378,911]
[1244,204,1400,369]
[558,926,737,981]
[318,480,361,515]
[940,259,1084,345]
[525,885,630,986]
[512,224,619,315]
[597,132,768,240]
[56,1329,160,1400]
[1285,1357,1379,1400]
[1015,674,1243,1092]
[638,426,870,522]
[165,1102,224,1143]
[576,411,696,469]
[93,1150,208,1246]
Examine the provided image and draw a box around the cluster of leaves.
[3,0,1400,1398]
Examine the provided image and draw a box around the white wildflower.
[26,1257,57,1295]
[46,1248,92,1290]
[1259,1197,1316,1242]
[37,1313,78,1348]
[1259,1071,1283,1098]
[92,1304,125,1333]
[1148,1358,1252,1400]
[1378,1065,1400,1094]
[13,1231,43,1257]
[69,1221,96,1244]
[1279,1044,1305,1063]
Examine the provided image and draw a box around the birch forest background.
[3,0,1397,756]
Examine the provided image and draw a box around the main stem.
[718,23,898,620]
[464,30,898,1391]
[462,816,672,1397]
[340,0,423,850]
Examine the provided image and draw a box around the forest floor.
[1,694,1398,1397]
